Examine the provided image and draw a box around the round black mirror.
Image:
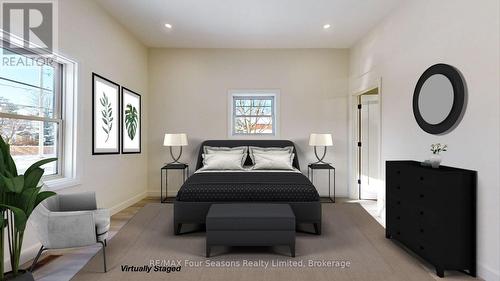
[413,64,466,135]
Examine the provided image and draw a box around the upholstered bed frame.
[173,140,322,235]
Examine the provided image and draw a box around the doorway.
[356,88,380,200]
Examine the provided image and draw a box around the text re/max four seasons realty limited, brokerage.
[120,259,352,272]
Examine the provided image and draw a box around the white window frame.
[228,89,280,138]
[0,32,80,191]
[44,53,79,190]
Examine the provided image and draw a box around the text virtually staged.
[0,0,498,281]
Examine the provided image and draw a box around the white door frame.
[348,78,383,201]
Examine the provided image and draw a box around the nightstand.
[308,163,335,203]
[160,163,189,203]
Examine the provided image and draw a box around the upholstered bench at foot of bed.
[205,204,296,257]
[173,200,321,236]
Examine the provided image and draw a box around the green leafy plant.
[0,135,56,279]
[124,104,138,140]
[430,143,448,155]
[100,93,113,142]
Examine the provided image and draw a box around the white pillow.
[248,146,294,164]
[201,153,245,170]
[203,146,248,166]
[204,146,248,155]
[252,152,295,170]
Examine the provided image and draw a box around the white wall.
[15,0,149,268]
[148,48,349,197]
[349,0,500,280]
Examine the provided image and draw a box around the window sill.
[44,177,81,191]
[229,134,280,139]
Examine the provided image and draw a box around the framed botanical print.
[121,87,141,154]
[92,73,120,154]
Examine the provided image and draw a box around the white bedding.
[195,167,302,173]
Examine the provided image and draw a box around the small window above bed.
[229,90,279,137]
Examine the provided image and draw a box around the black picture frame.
[92,73,121,155]
[121,87,141,154]
[413,63,466,135]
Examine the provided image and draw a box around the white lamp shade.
[163,133,188,146]
[309,133,333,146]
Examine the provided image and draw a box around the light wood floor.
[30,197,479,281]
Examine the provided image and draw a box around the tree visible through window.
[232,93,276,135]
[0,46,62,175]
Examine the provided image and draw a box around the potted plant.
[429,143,447,168]
[0,135,57,280]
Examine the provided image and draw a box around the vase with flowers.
[429,143,447,168]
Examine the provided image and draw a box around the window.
[0,46,62,176]
[229,90,279,136]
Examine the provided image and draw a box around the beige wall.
[148,48,349,197]
[349,0,500,280]
[16,0,149,268]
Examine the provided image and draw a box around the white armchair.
[29,192,110,272]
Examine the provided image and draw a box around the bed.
[173,140,322,235]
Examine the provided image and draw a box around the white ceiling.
[95,0,403,48]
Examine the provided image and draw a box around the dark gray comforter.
[176,172,320,202]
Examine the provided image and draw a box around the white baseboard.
[109,191,148,215]
[147,190,177,197]
[478,262,500,281]
[148,190,160,197]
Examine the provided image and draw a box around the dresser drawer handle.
[397,216,401,220]
[397,171,401,175]
[420,228,424,233]
[396,185,401,190]
[419,211,424,215]
[397,201,401,205]
[420,176,424,181]
[419,194,424,198]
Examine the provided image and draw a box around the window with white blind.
[229,90,279,136]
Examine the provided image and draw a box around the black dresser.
[386,161,476,278]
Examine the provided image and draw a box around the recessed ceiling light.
[164,23,172,29]
[323,24,331,29]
